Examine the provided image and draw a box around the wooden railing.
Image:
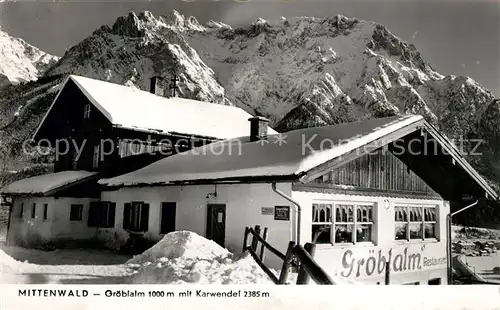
[243,225,335,285]
[243,226,283,283]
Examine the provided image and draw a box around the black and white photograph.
[0,0,499,297]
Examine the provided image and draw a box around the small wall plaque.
[261,207,274,215]
[274,206,290,221]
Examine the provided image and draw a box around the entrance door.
[206,204,226,247]
[160,202,176,235]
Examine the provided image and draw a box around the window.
[19,203,24,219]
[92,145,100,169]
[395,205,438,241]
[43,204,48,221]
[70,204,83,221]
[31,203,36,218]
[88,201,116,228]
[428,278,441,285]
[312,202,374,245]
[123,202,149,232]
[423,207,437,239]
[160,202,176,234]
[83,104,91,119]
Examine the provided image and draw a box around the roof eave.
[101,174,299,190]
[112,124,222,141]
[421,122,499,201]
[1,192,47,197]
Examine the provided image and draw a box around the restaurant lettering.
[340,248,446,278]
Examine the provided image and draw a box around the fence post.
[385,261,390,285]
[251,225,261,251]
[278,241,296,284]
[259,227,269,262]
[296,243,316,285]
[242,227,249,252]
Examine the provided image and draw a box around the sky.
[0,0,499,96]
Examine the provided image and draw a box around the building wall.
[50,197,99,239]
[8,196,54,245]
[99,183,295,267]
[7,196,99,246]
[292,190,450,284]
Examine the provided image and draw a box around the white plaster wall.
[100,183,294,268]
[7,196,99,246]
[50,197,99,239]
[8,196,54,245]
[292,190,450,284]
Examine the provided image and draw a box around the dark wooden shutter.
[88,201,100,227]
[31,203,36,218]
[140,203,149,231]
[160,202,176,234]
[43,204,48,220]
[108,203,116,228]
[123,203,132,230]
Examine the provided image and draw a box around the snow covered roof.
[99,114,499,201]
[33,75,277,140]
[2,171,99,196]
[100,115,423,186]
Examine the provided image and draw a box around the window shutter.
[140,203,149,231]
[88,201,100,227]
[123,203,132,230]
[108,203,116,228]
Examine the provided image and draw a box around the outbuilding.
[2,171,101,246]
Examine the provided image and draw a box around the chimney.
[248,116,270,142]
[150,76,164,96]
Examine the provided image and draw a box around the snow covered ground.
[451,225,500,284]
[0,245,134,284]
[461,253,500,283]
[0,231,278,284]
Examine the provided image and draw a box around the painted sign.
[339,247,446,278]
[274,206,290,221]
[314,243,447,280]
[261,207,274,215]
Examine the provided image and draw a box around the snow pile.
[0,249,22,267]
[127,230,231,264]
[0,248,25,275]
[127,231,275,284]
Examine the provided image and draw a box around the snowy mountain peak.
[252,17,268,25]
[41,10,496,135]
[111,11,160,37]
[110,10,205,36]
[164,10,185,27]
[0,29,59,86]
[205,20,232,30]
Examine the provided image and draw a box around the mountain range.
[0,27,59,87]
[0,10,499,227]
